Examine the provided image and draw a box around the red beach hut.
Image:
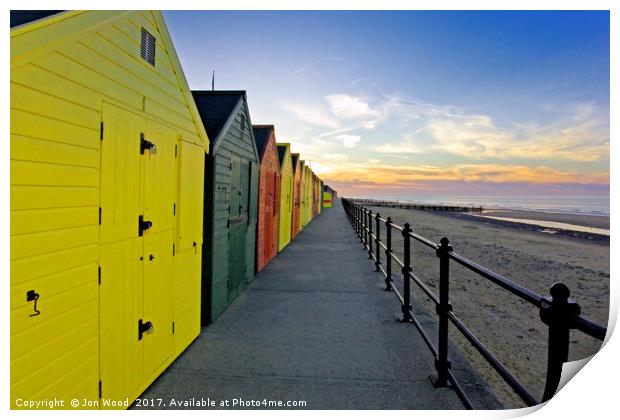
[291,153,302,239]
[253,125,281,272]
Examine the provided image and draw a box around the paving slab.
[137,199,500,409]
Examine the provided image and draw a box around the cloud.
[335,134,361,148]
[322,153,348,161]
[324,94,381,123]
[291,56,343,76]
[426,110,609,162]
[319,161,609,186]
[281,102,340,129]
[370,133,427,154]
[348,77,366,87]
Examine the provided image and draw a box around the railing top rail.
[447,250,543,307]
[341,197,607,409]
[408,231,440,250]
[349,197,608,337]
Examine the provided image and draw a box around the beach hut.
[276,143,294,251]
[318,179,324,213]
[323,184,334,208]
[10,11,209,407]
[311,172,319,219]
[253,125,280,272]
[300,161,311,228]
[192,91,259,324]
[290,153,302,239]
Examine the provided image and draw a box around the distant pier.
[354,199,484,213]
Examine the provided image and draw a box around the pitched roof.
[10,11,63,28]
[192,91,245,144]
[11,11,210,151]
[291,153,300,172]
[252,125,274,160]
[277,145,287,166]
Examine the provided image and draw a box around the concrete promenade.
[138,199,499,409]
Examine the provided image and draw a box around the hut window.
[140,28,156,66]
[240,114,246,132]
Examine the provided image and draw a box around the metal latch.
[138,215,153,236]
[26,290,40,317]
[138,319,154,340]
[140,133,157,154]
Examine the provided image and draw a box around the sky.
[164,10,610,198]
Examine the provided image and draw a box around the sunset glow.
[165,10,609,197]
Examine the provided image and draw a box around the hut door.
[140,120,175,379]
[99,103,174,400]
[228,156,246,295]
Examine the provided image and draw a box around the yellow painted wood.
[11,11,209,409]
[277,144,293,251]
[99,103,143,245]
[99,238,143,404]
[176,141,205,253]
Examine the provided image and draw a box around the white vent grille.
[140,28,156,66]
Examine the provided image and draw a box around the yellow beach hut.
[276,143,294,251]
[11,11,209,408]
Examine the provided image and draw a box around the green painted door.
[228,156,247,296]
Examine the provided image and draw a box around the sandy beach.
[365,205,610,408]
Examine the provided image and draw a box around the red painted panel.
[254,125,281,273]
[311,173,318,218]
[291,154,301,239]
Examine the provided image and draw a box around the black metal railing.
[342,198,607,409]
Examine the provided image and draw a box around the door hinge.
[172,322,175,334]
[138,319,153,340]
[140,133,156,155]
[100,122,104,141]
[174,144,178,157]
[173,203,176,215]
[98,380,102,399]
[138,215,153,237]
[98,208,102,225]
[172,243,175,256]
[98,266,101,285]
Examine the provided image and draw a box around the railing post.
[540,283,580,402]
[364,208,369,249]
[359,207,364,244]
[374,212,381,271]
[434,237,453,388]
[384,217,393,291]
[399,223,413,322]
[356,205,361,237]
[368,209,374,259]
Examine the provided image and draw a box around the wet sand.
[480,209,609,229]
[366,205,610,408]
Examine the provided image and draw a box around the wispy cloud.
[291,56,344,75]
[320,161,609,186]
[426,108,609,162]
[324,94,382,128]
[335,134,361,148]
[281,101,340,129]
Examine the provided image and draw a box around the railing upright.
[362,207,368,249]
[375,212,381,272]
[434,237,453,387]
[384,217,393,291]
[360,206,365,245]
[540,283,581,402]
[400,223,413,322]
[368,209,374,259]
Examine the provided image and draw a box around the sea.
[360,195,610,216]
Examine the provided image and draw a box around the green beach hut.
[192,91,260,324]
